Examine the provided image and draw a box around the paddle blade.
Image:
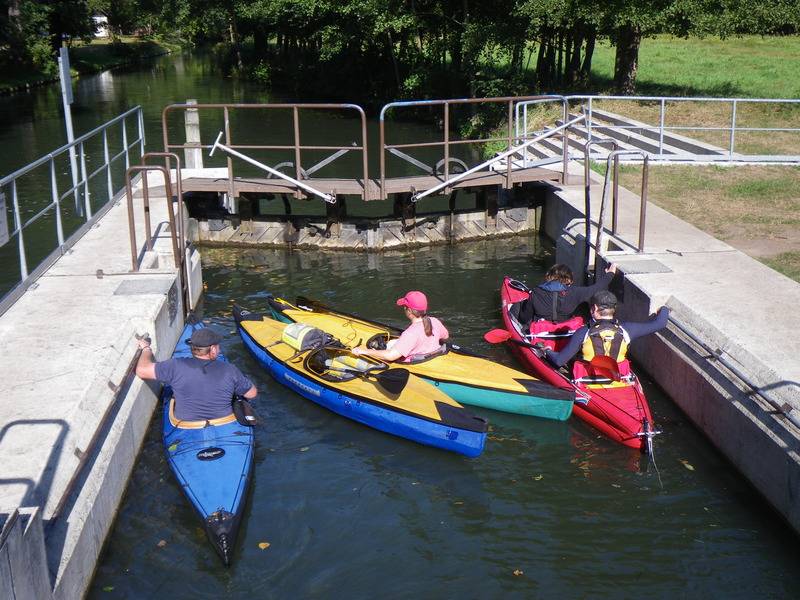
[484,329,512,344]
[374,368,410,395]
[590,355,621,381]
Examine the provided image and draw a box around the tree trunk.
[567,29,584,84]
[613,23,641,95]
[580,29,596,83]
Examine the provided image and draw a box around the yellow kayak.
[264,296,575,421]
[234,306,488,457]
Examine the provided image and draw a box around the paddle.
[296,296,404,333]
[483,328,549,358]
[325,365,410,395]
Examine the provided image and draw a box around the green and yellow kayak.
[235,306,488,457]
[264,296,575,421]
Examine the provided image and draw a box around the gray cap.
[189,327,222,347]
[591,290,618,309]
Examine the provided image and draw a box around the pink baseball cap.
[396,290,428,312]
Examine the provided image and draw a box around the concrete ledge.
[544,175,800,533]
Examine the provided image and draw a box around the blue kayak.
[161,322,255,566]
[234,306,488,457]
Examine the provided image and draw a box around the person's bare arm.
[243,384,257,399]
[352,345,403,362]
[135,338,158,380]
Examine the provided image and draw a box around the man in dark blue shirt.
[543,290,669,368]
[136,328,257,421]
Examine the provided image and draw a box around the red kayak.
[496,276,657,452]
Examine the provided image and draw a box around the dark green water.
[88,237,800,599]
[1,52,798,599]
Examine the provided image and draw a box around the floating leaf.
[533,475,543,481]
[157,539,167,548]
[453,501,464,505]
[258,541,271,550]
[680,460,695,471]
[513,569,524,576]
[168,443,179,452]
[102,586,114,592]
[611,483,621,488]
[300,446,310,452]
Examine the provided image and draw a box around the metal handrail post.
[142,170,152,250]
[137,107,145,157]
[561,99,570,183]
[379,114,386,200]
[142,152,185,260]
[124,176,138,271]
[11,181,28,278]
[583,139,618,281]
[506,99,513,188]
[444,102,450,185]
[125,165,182,272]
[729,99,738,159]
[638,155,650,252]
[103,129,113,203]
[122,115,130,170]
[612,154,620,234]
[224,106,234,203]
[80,141,92,218]
[49,159,65,246]
[658,99,666,155]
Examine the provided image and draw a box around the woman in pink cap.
[352,291,449,362]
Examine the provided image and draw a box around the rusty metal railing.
[161,103,369,200]
[379,95,565,200]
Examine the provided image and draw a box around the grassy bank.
[617,165,800,280]
[588,34,800,99]
[0,36,180,93]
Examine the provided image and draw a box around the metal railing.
[380,95,567,200]
[515,95,800,163]
[0,106,145,316]
[161,103,369,200]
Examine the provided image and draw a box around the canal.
[1,52,798,598]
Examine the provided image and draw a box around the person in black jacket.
[516,262,618,325]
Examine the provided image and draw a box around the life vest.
[581,320,629,362]
[537,280,568,321]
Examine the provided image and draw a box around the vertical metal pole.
[125,175,138,271]
[612,154,619,234]
[506,100,512,188]
[561,98,570,183]
[50,159,65,246]
[103,129,113,203]
[142,170,152,249]
[360,112,369,202]
[658,99,666,156]
[122,116,130,170]
[444,103,450,183]
[80,142,92,218]
[587,97,593,141]
[11,181,28,279]
[638,155,649,252]
[293,106,302,199]
[138,107,146,157]
[583,144,592,281]
[58,47,80,215]
[224,106,234,203]
[729,100,738,159]
[379,114,386,201]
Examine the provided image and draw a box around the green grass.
[762,252,800,281]
[588,35,800,98]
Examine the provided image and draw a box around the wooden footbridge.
[162,97,571,204]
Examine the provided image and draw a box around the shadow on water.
[89,234,800,599]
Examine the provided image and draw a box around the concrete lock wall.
[544,183,800,535]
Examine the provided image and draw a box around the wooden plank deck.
[179,166,560,201]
